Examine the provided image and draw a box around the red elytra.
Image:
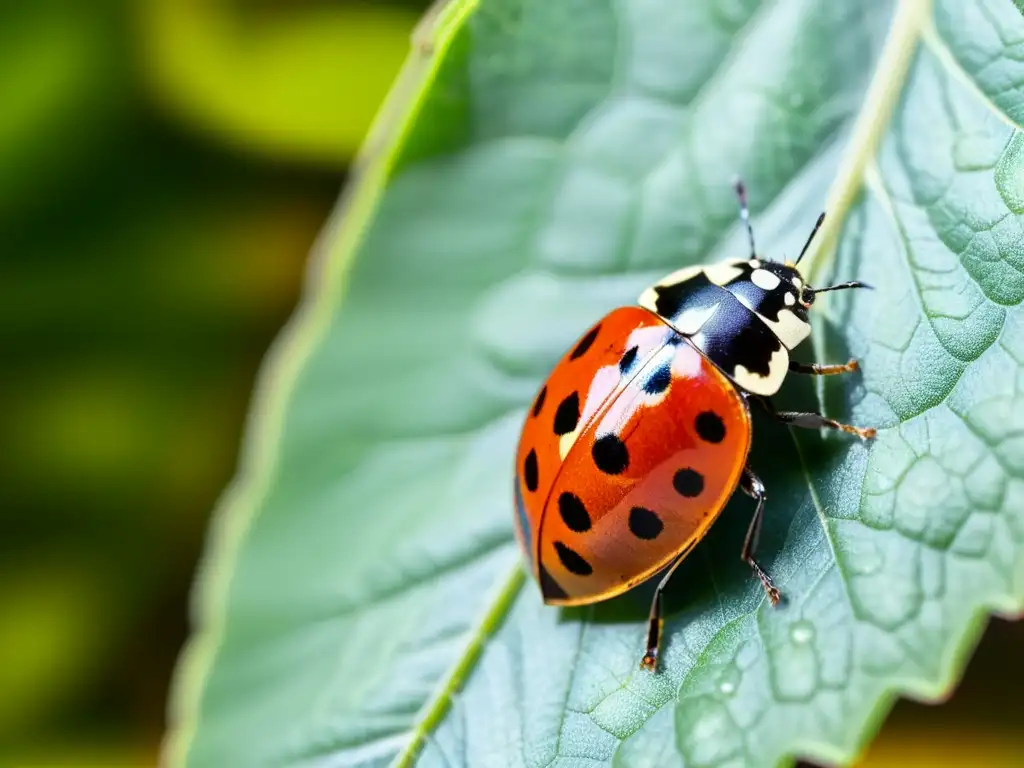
[514,307,750,606]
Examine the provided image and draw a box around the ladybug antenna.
[808,280,873,296]
[733,177,758,261]
[793,211,826,267]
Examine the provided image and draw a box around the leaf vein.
[921,16,1024,132]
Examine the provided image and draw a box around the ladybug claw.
[835,422,877,441]
[766,586,782,606]
[640,651,658,672]
[852,426,877,441]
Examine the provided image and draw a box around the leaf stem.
[804,0,932,286]
[392,565,526,768]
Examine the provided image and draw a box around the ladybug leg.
[640,551,689,672]
[739,468,782,606]
[772,409,876,441]
[789,359,859,376]
[754,394,876,441]
[733,178,757,259]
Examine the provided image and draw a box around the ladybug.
[513,181,876,671]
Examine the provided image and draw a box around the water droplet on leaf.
[790,620,815,645]
[717,664,741,697]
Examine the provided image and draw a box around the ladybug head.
[725,206,871,353]
[740,260,811,314]
[732,257,870,353]
[776,211,871,310]
[775,261,872,311]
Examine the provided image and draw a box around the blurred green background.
[1,0,421,764]
[1,1,1020,766]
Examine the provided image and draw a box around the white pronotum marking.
[756,307,811,349]
[751,269,781,291]
[731,346,789,396]
[703,261,745,286]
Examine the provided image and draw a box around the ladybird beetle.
[513,181,876,671]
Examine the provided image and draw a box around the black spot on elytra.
[553,392,581,436]
[673,468,704,497]
[570,324,601,360]
[554,542,593,576]
[629,507,663,540]
[523,449,539,492]
[592,434,629,475]
[539,563,568,600]
[532,386,547,417]
[619,345,638,374]
[643,363,672,395]
[695,411,726,443]
[558,492,591,532]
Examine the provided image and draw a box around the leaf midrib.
[394,1,934,766]
[804,0,932,286]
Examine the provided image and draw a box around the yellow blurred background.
[0,1,1020,767]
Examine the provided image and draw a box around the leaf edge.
[159,1,481,765]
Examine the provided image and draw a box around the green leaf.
[166,0,1024,766]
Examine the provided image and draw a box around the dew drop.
[790,620,815,645]
[771,621,821,702]
[717,664,741,697]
